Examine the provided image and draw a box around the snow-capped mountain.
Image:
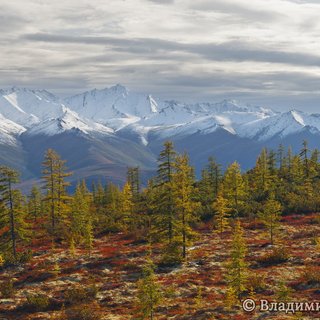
[64,84,159,130]
[0,85,280,141]
[0,113,26,146]
[64,86,277,144]
[237,110,320,141]
[26,108,114,137]
[0,87,115,138]
[0,84,320,186]
[0,88,64,126]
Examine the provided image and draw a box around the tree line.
[0,140,319,265]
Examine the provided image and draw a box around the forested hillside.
[0,140,319,319]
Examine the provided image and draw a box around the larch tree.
[28,185,42,224]
[268,149,277,176]
[212,192,230,236]
[310,149,320,178]
[121,182,134,231]
[42,149,72,237]
[277,144,285,174]
[253,148,273,196]
[137,258,162,320]
[223,162,246,216]
[299,140,310,179]
[291,155,304,187]
[226,219,248,300]
[70,181,90,245]
[172,154,200,259]
[154,141,177,244]
[199,157,222,217]
[104,182,122,231]
[70,180,94,255]
[127,166,140,198]
[0,166,29,260]
[258,194,282,245]
[127,166,146,232]
[283,146,294,181]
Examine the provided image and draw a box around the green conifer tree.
[212,192,230,236]
[42,149,72,236]
[226,219,248,299]
[172,154,200,259]
[258,194,282,245]
[28,185,42,223]
[223,162,246,216]
[137,258,162,320]
[0,166,29,260]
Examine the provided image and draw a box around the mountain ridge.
[0,85,319,187]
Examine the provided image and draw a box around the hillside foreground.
[0,213,319,320]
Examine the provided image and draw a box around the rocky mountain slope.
[0,85,319,186]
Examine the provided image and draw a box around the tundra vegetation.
[0,140,319,319]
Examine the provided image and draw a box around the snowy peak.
[286,110,305,125]
[193,99,274,116]
[237,109,320,141]
[0,87,67,127]
[64,85,159,125]
[0,113,26,146]
[26,108,113,137]
[0,85,319,145]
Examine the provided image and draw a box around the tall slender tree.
[258,194,282,245]
[172,154,200,259]
[122,182,134,231]
[226,219,248,299]
[199,157,222,217]
[155,141,177,243]
[127,166,140,198]
[28,185,42,224]
[42,149,72,236]
[137,258,162,320]
[299,140,310,179]
[213,193,230,236]
[0,166,29,260]
[223,162,246,216]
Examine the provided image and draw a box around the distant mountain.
[0,85,319,188]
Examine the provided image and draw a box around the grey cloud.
[153,70,320,93]
[137,70,320,111]
[0,68,89,93]
[190,0,283,23]
[2,0,320,112]
[0,10,29,32]
[22,33,320,67]
[289,0,320,4]
[147,0,175,4]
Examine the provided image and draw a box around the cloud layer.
[2,0,320,111]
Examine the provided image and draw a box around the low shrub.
[302,266,320,285]
[246,273,267,292]
[64,284,98,305]
[3,250,32,266]
[276,281,292,302]
[158,242,183,268]
[26,293,49,311]
[19,250,33,264]
[65,303,101,320]
[258,247,289,266]
[0,279,14,298]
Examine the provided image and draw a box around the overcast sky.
[1,0,320,112]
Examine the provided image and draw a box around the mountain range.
[0,85,319,189]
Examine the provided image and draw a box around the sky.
[1,0,320,112]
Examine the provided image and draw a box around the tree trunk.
[8,180,16,260]
[182,210,186,259]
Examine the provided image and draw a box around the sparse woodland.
[0,140,319,319]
